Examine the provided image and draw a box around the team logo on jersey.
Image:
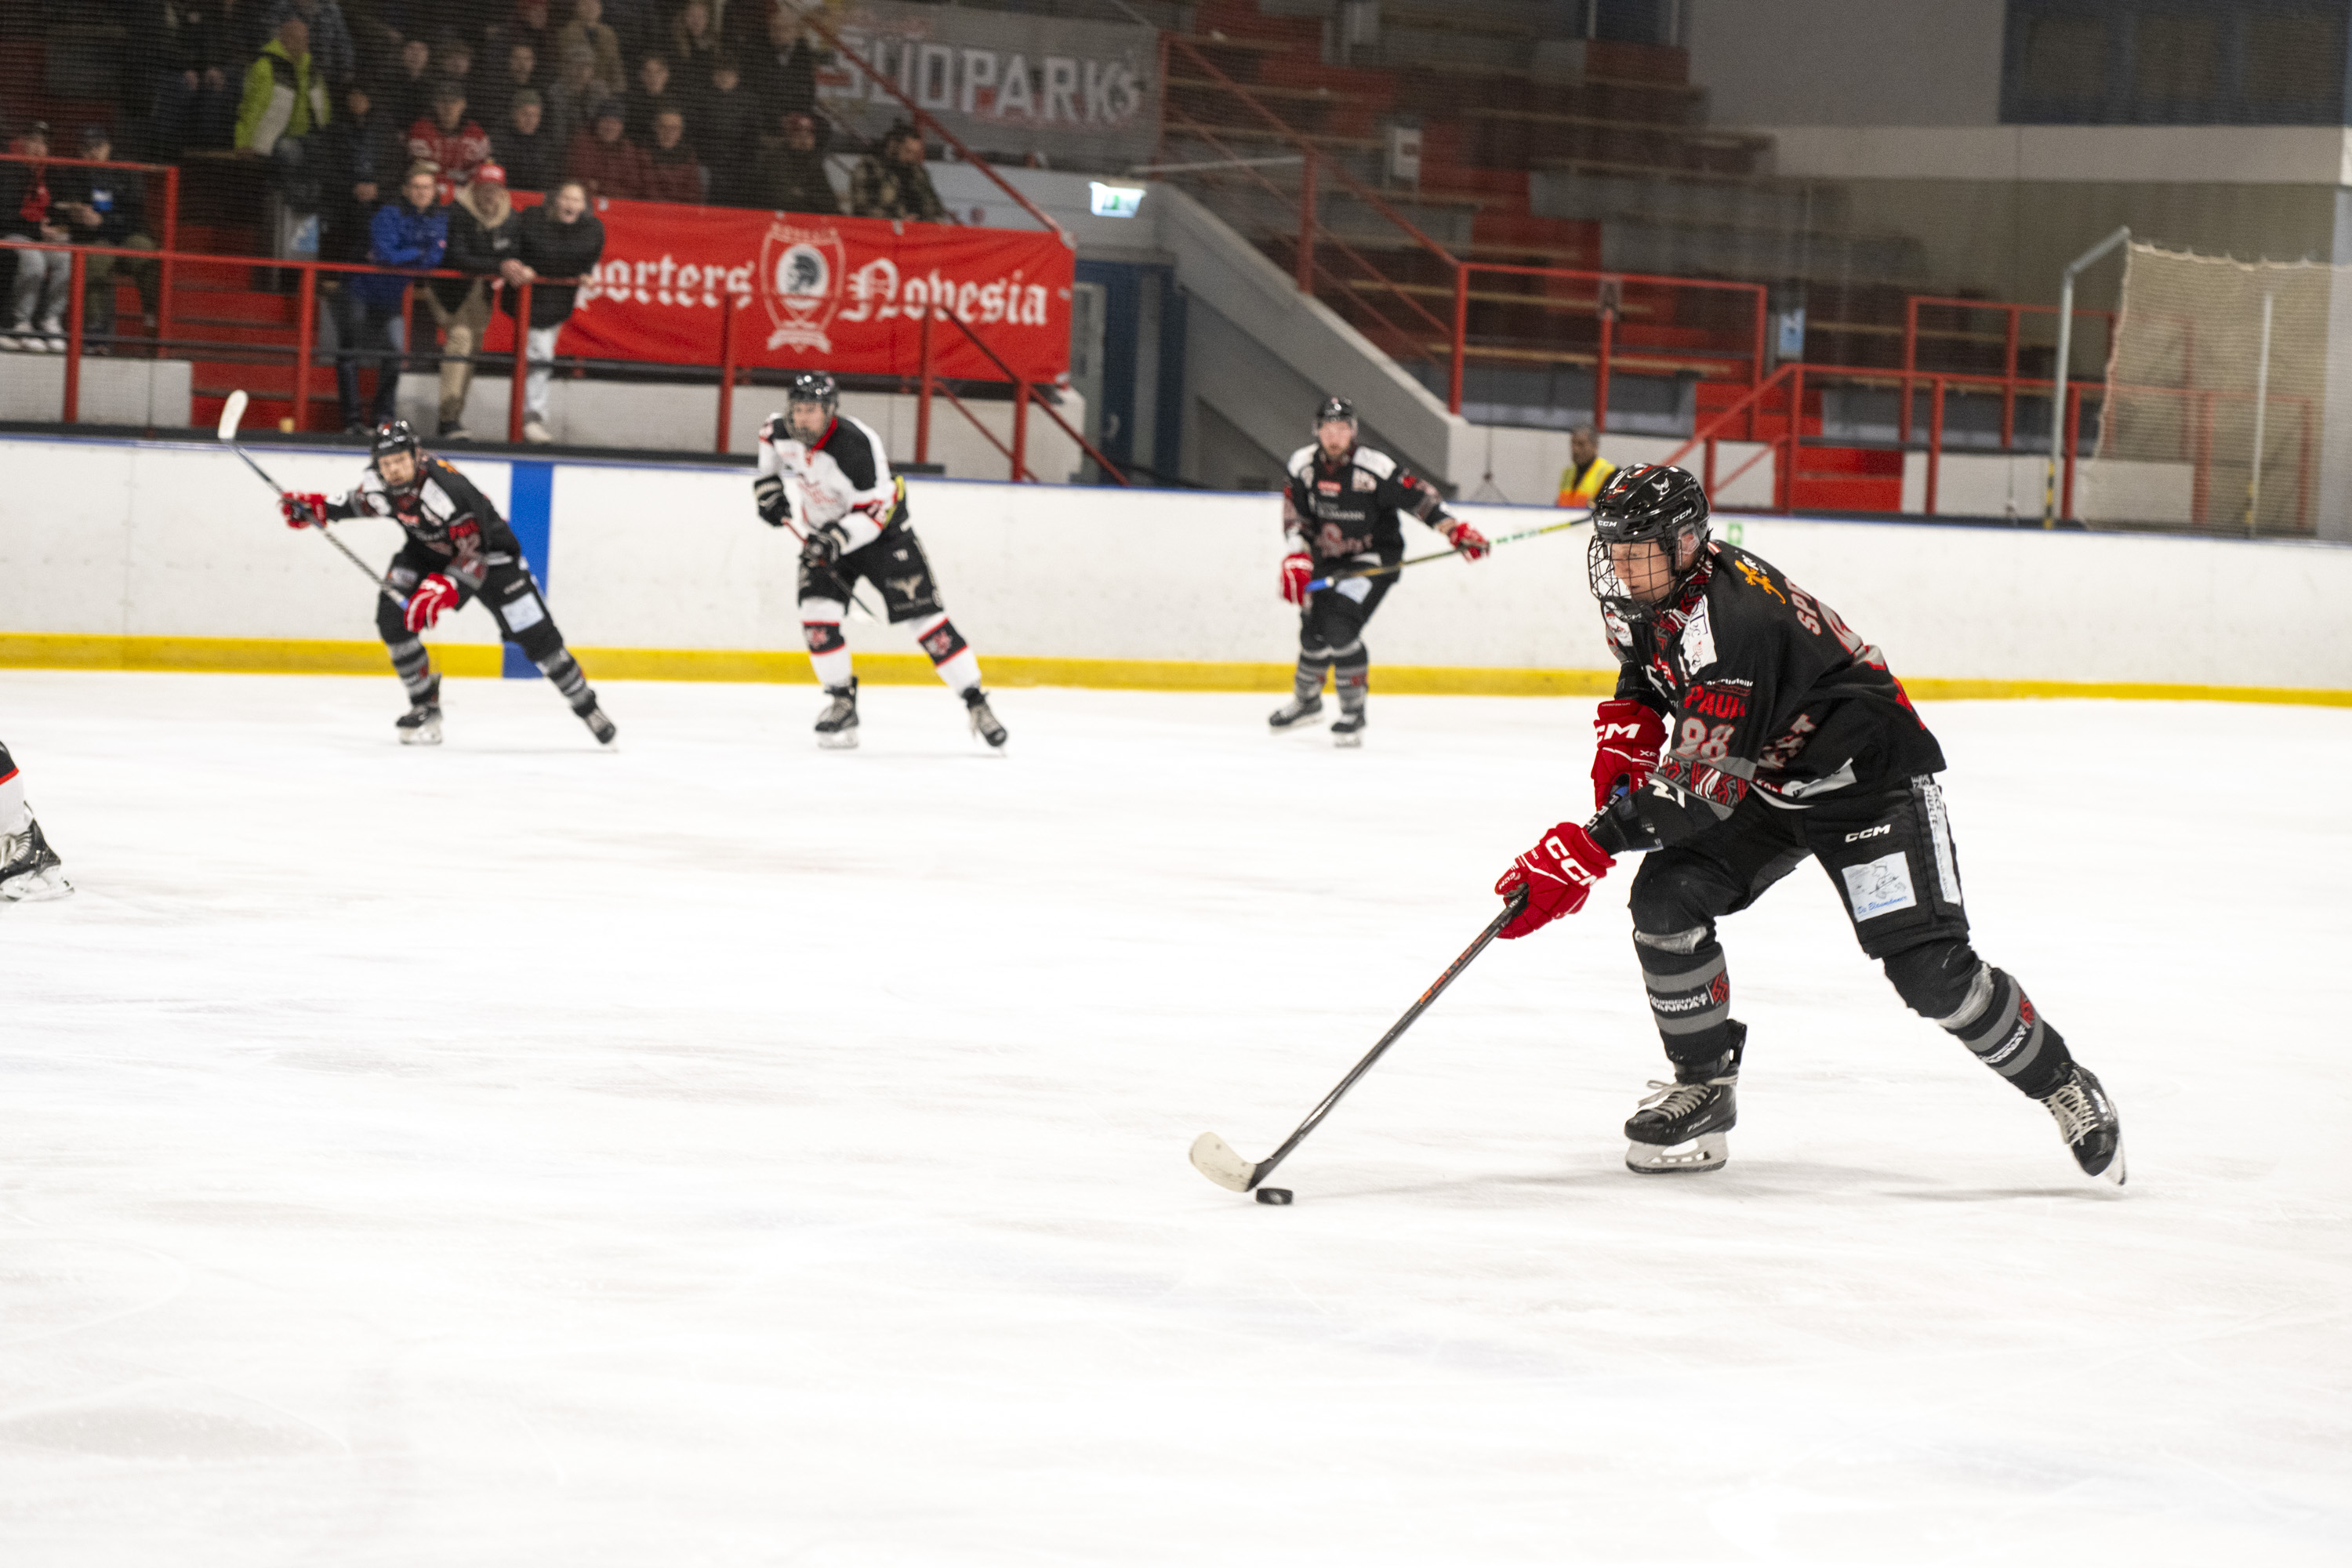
[1350,470,1378,492]
[759,222,848,353]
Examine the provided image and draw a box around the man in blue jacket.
[334,162,446,432]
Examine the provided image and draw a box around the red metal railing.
[1900,295,2116,447]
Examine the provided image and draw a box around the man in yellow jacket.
[1555,423,1615,507]
[234,15,332,155]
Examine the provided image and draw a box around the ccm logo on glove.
[1494,821,1616,939]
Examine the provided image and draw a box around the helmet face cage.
[786,372,838,434]
[371,419,423,488]
[1586,464,1710,622]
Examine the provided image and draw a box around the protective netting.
[2088,243,2329,535]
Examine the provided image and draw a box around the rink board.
[2,433,2348,702]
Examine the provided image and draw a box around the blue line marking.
[503,461,555,679]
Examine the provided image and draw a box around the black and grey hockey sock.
[1294,653,1332,701]
[386,635,436,700]
[1334,654,1369,715]
[1930,963,2074,1100]
[1635,924,1741,1071]
[535,648,593,706]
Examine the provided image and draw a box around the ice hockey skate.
[2040,1063,2125,1185]
[574,699,618,747]
[1331,709,1366,747]
[815,679,860,749]
[396,674,444,746]
[0,809,72,902]
[1269,691,1324,731]
[964,688,1007,750]
[1624,1032,1742,1174]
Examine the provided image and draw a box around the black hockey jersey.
[1281,441,1450,564]
[325,456,521,585]
[1609,542,1946,841]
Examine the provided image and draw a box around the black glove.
[800,522,849,568]
[754,474,790,528]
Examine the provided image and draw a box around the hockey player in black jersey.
[753,372,1006,751]
[280,422,615,747]
[1272,395,1487,746]
[1493,464,2123,1183]
[0,739,71,902]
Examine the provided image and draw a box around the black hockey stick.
[216,390,409,610]
[1187,884,1530,1195]
[1301,513,1588,593]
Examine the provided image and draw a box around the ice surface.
[1,672,2347,1565]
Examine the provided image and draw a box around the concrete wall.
[3,434,2347,693]
[1687,0,2008,129]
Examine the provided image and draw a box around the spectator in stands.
[849,122,946,224]
[337,161,446,430]
[54,127,160,349]
[503,175,603,444]
[498,89,558,194]
[236,13,332,155]
[480,40,540,129]
[669,1,720,74]
[379,36,434,134]
[0,122,72,352]
[430,161,521,440]
[435,37,477,103]
[546,42,601,149]
[558,0,626,100]
[1555,423,1617,508]
[644,108,701,204]
[156,2,250,155]
[753,111,837,216]
[564,100,649,201]
[492,0,557,62]
[407,79,492,194]
[693,55,757,206]
[629,53,687,143]
[321,79,394,264]
[261,0,357,88]
[753,6,820,119]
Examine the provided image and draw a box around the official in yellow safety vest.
[1555,424,1616,507]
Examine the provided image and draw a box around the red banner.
[551,198,1074,383]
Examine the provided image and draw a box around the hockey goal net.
[2085,242,2328,535]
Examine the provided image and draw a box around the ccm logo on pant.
[1844,823,1892,844]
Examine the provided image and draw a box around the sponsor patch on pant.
[498,592,546,633]
[1840,851,1918,921]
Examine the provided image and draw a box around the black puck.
[1254,1187,1294,1205]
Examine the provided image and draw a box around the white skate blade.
[1189,1132,1258,1192]
[1333,729,1363,749]
[816,729,859,750]
[2091,1137,2127,1187]
[398,718,443,746]
[1625,1132,1729,1174]
[0,865,74,902]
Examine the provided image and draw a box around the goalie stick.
[1189,789,1633,1196]
[215,390,409,611]
[1301,514,1588,593]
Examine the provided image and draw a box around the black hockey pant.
[1294,565,1395,713]
[376,548,593,710]
[1625,776,2074,1100]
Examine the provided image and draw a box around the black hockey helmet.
[1313,394,1356,429]
[1587,463,1711,622]
[786,370,839,428]
[370,419,424,488]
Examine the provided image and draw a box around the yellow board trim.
[2,633,2347,707]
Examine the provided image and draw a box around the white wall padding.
[3,435,2349,689]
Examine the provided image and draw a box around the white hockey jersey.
[754,412,908,554]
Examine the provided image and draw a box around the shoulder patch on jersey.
[759,413,781,444]
[1352,447,1398,480]
[1287,444,1318,480]
[1679,600,1717,674]
[419,477,458,517]
[1730,553,1787,602]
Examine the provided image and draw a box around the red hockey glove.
[1494,822,1615,939]
[404,573,459,633]
[1591,699,1667,812]
[1279,550,1315,606]
[280,491,328,528]
[1440,519,1490,561]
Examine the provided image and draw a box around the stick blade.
[216,389,249,442]
[1188,1131,1258,1192]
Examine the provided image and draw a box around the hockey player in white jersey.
[753,372,1007,750]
